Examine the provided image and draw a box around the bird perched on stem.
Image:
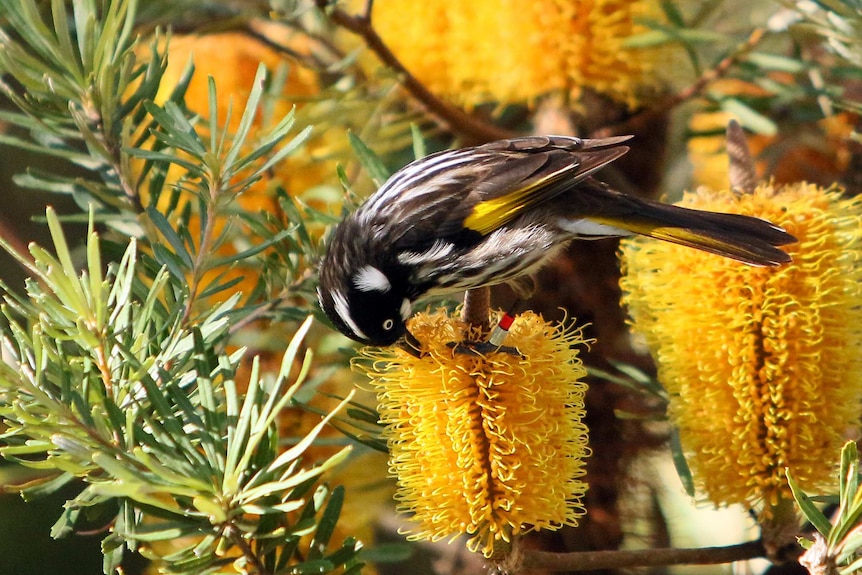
[318,135,795,348]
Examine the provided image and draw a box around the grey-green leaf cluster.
[790,441,862,575]
[0,209,359,574]
[0,1,372,574]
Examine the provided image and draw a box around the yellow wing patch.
[462,171,567,235]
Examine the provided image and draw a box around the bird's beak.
[400,330,423,358]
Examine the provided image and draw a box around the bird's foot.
[447,340,523,358]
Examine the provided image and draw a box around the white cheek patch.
[400,298,412,321]
[556,218,629,238]
[353,265,392,293]
[332,290,369,341]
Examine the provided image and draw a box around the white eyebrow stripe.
[332,290,368,341]
[353,265,392,293]
[397,239,455,266]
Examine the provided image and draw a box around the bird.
[317,135,795,348]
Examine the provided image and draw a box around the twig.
[593,28,766,138]
[229,527,270,575]
[314,0,513,145]
[515,539,766,572]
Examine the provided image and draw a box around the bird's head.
[318,258,413,347]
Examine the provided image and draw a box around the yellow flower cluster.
[620,182,862,511]
[356,309,590,557]
[368,0,662,108]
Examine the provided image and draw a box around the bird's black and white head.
[318,222,413,346]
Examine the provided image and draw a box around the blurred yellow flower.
[355,309,590,557]
[368,0,663,108]
[620,182,862,512]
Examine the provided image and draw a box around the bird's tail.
[576,182,796,266]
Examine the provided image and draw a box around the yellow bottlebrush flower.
[620,182,862,513]
[355,309,591,557]
[367,0,664,108]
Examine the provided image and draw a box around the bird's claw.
[399,332,523,359]
[447,340,523,358]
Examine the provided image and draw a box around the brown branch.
[593,28,766,138]
[314,0,513,145]
[513,539,766,572]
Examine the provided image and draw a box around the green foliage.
[790,441,862,574]
[0,1,368,574]
[0,0,160,217]
[789,0,862,68]
[786,0,862,115]
[0,208,359,574]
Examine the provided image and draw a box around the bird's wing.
[458,137,630,236]
[384,136,631,251]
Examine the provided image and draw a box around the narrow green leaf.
[345,407,381,426]
[291,559,334,574]
[208,75,218,154]
[143,100,206,157]
[19,471,75,501]
[841,554,862,574]
[124,147,201,173]
[45,207,79,284]
[307,486,345,560]
[358,542,414,563]
[719,98,778,136]
[745,52,808,73]
[787,468,833,537]
[670,428,695,497]
[323,539,361,569]
[50,505,80,539]
[208,227,296,268]
[146,207,193,268]
[223,63,267,172]
[410,124,426,160]
[112,522,193,542]
[268,396,352,473]
[348,131,390,186]
[224,355,260,487]
[660,0,686,27]
[840,441,858,508]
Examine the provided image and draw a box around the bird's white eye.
[382,319,394,331]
